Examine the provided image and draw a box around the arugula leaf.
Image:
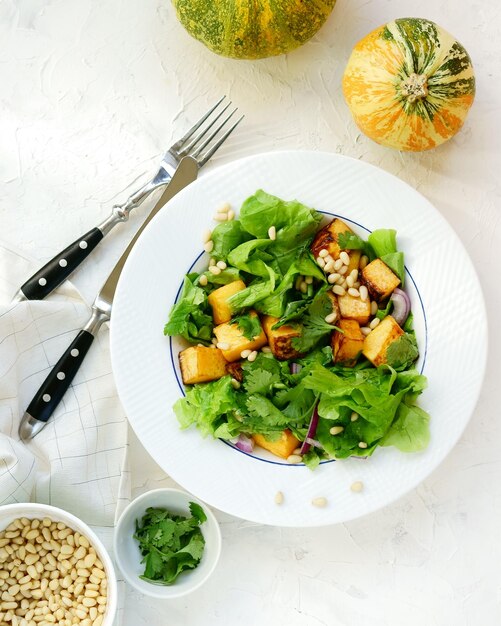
[230,313,263,340]
[386,333,419,371]
[163,277,213,344]
[255,254,325,318]
[292,289,337,353]
[337,231,374,259]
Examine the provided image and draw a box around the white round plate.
[110,151,487,527]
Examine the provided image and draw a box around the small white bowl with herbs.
[113,489,221,599]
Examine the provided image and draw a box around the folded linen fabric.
[0,244,129,624]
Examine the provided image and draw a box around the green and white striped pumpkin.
[171,0,337,60]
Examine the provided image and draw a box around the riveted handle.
[18,228,104,300]
[23,330,95,428]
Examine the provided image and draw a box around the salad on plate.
[164,190,430,469]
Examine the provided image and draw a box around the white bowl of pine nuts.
[0,503,117,626]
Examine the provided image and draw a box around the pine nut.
[274,491,284,505]
[305,276,313,285]
[261,346,272,353]
[340,251,350,265]
[349,269,358,281]
[213,212,227,221]
[298,281,306,293]
[319,249,329,258]
[359,285,369,301]
[208,265,221,275]
[325,255,335,264]
[370,301,378,315]
[324,260,336,274]
[230,379,240,389]
[268,226,276,240]
[202,229,212,243]
[327,273,338,284]
[361,327,371,336]
[351,412,359,422]
[227,210,235,221]
[358,442,368,449]
[324,313,337,324]
[247,351,258,362]
[346,276,354,288]
[369,318,380,329]
[311,497,328,508]
[216,260,227,270]
[203,240,214,253]
[329,426,344,435]
[359,255,369,269]
[339,265,348,275]
[332,285,346,296]
[217,202,231,214]
[240,349,251,358]
[316,257,325,268]
[198,274,208,287]
[287,454,302,464]
[334,259,343,271]
[351,481,364,492]
[348,288,360,297]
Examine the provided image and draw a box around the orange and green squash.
[342,18,475,151]
[171,0,337,60]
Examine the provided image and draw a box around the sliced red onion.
[305,437,323,450]
[390,287,411,326]
[290,363,302,375]
[300,402,320,455]
[234,434,254,454]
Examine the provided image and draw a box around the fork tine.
[178,101,233,157]
[170,96,226,153]
[196,114,245,167]
[189,107,237,159]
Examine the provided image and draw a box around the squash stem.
[401,73,428,103]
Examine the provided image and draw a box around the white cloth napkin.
[0,243,129,624]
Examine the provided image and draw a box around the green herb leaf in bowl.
[134,503,207,585]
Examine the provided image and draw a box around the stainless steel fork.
[13,96,243,302]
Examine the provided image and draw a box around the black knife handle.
[19,227,104,300]
[25,330,95,423]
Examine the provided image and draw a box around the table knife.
[19,156,198,441]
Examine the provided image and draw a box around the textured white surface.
[1,0,500,624]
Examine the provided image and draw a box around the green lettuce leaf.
[368,229,405,284]
[163,276,213,344]
[210,220,252,261]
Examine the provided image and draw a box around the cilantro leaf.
[134,505,207,585]
[230,313,263,340]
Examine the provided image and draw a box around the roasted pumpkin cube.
[253,430,300,460]
[213,311,267,362]
[337,293,371,325]
[226,361,243,383]
[262,315,302,361]
[326,291,341,324]
[179,346,228,385]
[208,280,246,324]
[311,218,361,272]
[332,319,364,366]
[362,315,404,366]
[361,259,400,302]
